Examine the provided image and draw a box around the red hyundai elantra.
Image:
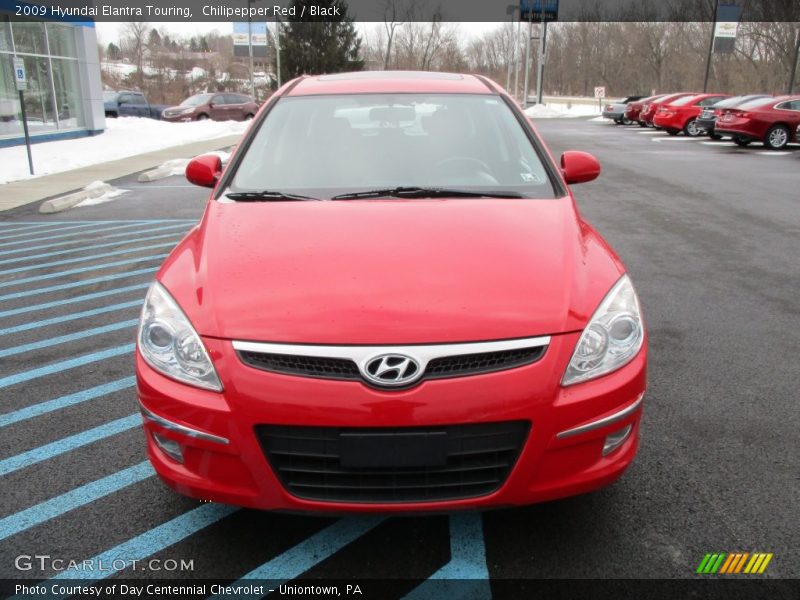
[136,71,647,512]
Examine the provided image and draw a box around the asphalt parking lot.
[0,120,797,598]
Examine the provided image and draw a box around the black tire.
[196,114,209,121]
[733,137,751,147]
[105,111,118,119]
[683,118,702,137]
[244,113,255,120]
[614,118,623,125]
[645,121,655,128]
[710,133,722,140]
[638,121,647,128]
[621,116,632,125]
[764,124,789,150]
[667,129,679,136]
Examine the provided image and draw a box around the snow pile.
[75,180,130,207]
[0,117,248,184]
[524,102,601,119]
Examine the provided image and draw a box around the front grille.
[426,346,545,379]
[256,421,530,503]
[237,345,545,384]
[238,351,360,380]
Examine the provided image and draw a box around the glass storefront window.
[12,21,46,55]
[0,17,12,52]
[20,55,57,133]
[51,58,83,128]
[0,55,22,138]
[47,23,77,57]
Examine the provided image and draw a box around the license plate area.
[340,431,447,468]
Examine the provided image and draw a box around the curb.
[39,183,113,214]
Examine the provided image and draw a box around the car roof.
[286,71,496,96]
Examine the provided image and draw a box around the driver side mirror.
[560,151,601,185]
[186,154,222,188]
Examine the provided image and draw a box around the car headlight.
[138,282,223,391]
[562,274,644,386]
[180,107,195,116]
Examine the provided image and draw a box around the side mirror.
[185,154,222,188]
[560,151,601,185]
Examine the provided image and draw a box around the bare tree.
[121,22,150,90]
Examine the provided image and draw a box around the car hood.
[158,198,625,344]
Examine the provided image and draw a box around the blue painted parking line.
[0,223,76,234]
[209,517,387,600]
[0,231,184,266]
[0,267,156,302]
[0,283,148,319]
[48,503,238,583]
[0,221,172,248]
[0,254,168,289]
[0,222,191,257]
[0,377,136,428]
[0,300,141,336]
[0,319,138,358]
[0,414,140,476]
[402,514,491,600]
[0,461,153,541]
[0,242,177,277]
[0,343,134,390]
[0,221,134,241]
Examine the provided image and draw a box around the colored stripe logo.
[697,552,773,574]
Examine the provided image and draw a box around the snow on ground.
[0,117,248,184]
[525,102,601,119]
[75,180,130,207]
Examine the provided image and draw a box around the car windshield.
[181,94,213,107]
[103,91,119,102]
[230,93,556,199]
[670,95,699,106]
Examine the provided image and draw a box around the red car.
[652,93,730,136]
[639,93,698,128]
[714,95,800,149]
[162,92,259,122]
[136,71,647,513]
[624,94,665,126]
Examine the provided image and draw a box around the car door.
[117,93,135,116]
[224,94,246,120]
[132,93,148,117]
[209,95,227,121]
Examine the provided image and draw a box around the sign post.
[13,56,34,176]
[594,86,606,113]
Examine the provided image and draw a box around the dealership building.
[1,11,104,147]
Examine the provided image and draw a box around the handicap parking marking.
[0,300,141,336]
[0,266,157,301]
[0,283,148,319]
[0,319,138,359]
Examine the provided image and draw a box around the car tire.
[244,113,255,120]
[733,137,751,147]
[645,121,655,128]
[710,133,722,140]
[638,121,647,128]
[667,129,679,136]
[196,114,209,121]
[621,116,632,125]
[683,119,702,137]
[764,124,789,150]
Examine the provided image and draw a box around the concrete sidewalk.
[0,134,241,212]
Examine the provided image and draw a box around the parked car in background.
[639,93,698,128]
[652,93,730,136]
[103,90,167,119]
[162,93,259,122]
[696,95,773,139]
[715,96,800,149]
[624,94,665,126]
[602,95,645,124]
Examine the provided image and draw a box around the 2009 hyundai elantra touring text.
[136,71,647,512]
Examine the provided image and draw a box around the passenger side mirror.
[186,154,222,188]
[560,151,601,185]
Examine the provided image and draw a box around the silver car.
[603,95,645,125]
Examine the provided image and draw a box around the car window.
[133,94,145,103]
[737,97,778,110]
[118,94,132,104]
[230,94,556,199]
[777,100,800,111]
[181,94,213,107]
[211,95,226,105]
[223,94,241,104]
[670,95,700,106]
[698,96,725,106]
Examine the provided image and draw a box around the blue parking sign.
[13,56,27,90]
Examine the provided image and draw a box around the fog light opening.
[152,432,184,463]
[602,424,633,456]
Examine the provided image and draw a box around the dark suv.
[162,93,259,122]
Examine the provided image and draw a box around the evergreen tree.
[106,42,121,61]
[279,0,363,80]
[147,29,162,48]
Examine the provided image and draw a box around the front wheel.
[710,133,722,140]
[764,124,789,150]
[645,121,655,128]
[621,116,632,125]
[667,129,679,136]
[733,137,751,147]
[684,118,702,137]
[638,121,647,128]
[196,114,209,121]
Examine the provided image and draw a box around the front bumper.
[136,332,647,512]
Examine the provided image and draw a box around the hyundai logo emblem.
[362,353,422,387]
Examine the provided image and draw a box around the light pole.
[247,0,256,98]
[506,5,517,92]
[788,27,800,94]
[275,16,282,88]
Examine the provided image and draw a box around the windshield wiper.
[330,187,525,200]
[226,190,320,202]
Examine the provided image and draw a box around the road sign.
[233,22,268,58]
[13,56,27,91]
[594,86,606,99]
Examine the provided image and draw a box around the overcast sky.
[94,21,499,46]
